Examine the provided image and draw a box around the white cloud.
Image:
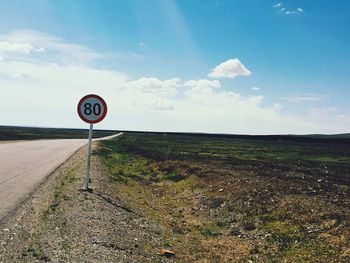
[0,41,44,61]
[273,3,282,8]
[127,77,181,97]
[208,58,251,79]
[0,29,144,64]
[0,30,104,64]
[152,98,175,110]
[169,86,320,134]
[283,94,326,102]
[284,8,303,15]
[0,55,344,133]
[0,29,348,134]
[35,47,45,52]
[185,79,221,93]
[11,68,33,79]
[272,103,282,110]
[273,2,304,15]
[309,107,337,117]
[1,29,91,54]
[306,108,350,132]
[0,42,35,54]
[251,86,260,91]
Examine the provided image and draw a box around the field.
[97,133,350,262]
[0,125,119,141]
[1,128,350,262]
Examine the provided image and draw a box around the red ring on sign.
[77,94,108,124]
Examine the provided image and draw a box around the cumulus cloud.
[185,79,221,93]
[283,94,326,102]
[208,58,251,79]
[251,86,260,91]
[127,77,181,97]
[152,98,175,110]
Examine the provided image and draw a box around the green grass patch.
[21,244,49,261]
[262,220,302,250]
[199,226,221,237]
[281,240,340,261]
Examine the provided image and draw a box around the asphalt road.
[0,133,122,221]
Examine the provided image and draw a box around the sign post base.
[83,123,93,191]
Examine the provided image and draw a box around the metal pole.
[84,123,93,191]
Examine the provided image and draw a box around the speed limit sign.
[77,94,107,191]
[77,94,107,124]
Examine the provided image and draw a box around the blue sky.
[0,0,349,134]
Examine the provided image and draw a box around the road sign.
[77,94,107,124]
[77,94,107,191]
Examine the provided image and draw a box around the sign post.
[85,123,93,191]
[77,94,107,191]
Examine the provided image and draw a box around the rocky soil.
[0,144,174,263]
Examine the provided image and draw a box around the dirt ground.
[0,144,174,263]
[1,133,350,262]
[95,134,350,262]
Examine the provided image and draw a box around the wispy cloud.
[0,41,44,60]
[251,86,260,91]
[0,29,145,64]
[282,94,326,102]
[309,107,337,117]
[273,2,304,15]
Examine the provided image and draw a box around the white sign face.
[77,94,107,124]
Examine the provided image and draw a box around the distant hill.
[1,125,349,144]
[301,134,350,139]
[0,125,118,141]
[120,130,350,144]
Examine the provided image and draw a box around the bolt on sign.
[77,94,107,191]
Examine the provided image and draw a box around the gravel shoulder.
[0,143,172,263]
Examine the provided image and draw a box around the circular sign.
[77,94,107,124]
